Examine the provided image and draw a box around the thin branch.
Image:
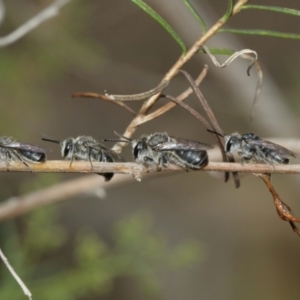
[0,0,6,26]
[72,92,136,116]
[112,0,249,152]
[162,94,211,129]
[134,66,209,126]
[0,160,300,175]
[178,70,240,187]
[104,79,170,101]
[256,173,300,236]
[0,0,73,47]
[0,248,32,300]
[1,159,300,222]
[0,174,129,222]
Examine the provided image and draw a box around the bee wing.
[4,141,51,153]
[88,142,125,162]
[155,137,213,151]
[247,139,296,157]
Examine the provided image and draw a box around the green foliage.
[219,29,300,40]
[131,1,300,60]
[241,5,300,16]
[131,0,186,55]
[198,47,235,56]
[0,209,205,299]
[221,0,234,22]
[221,5,300,39]
[183,0,206,33]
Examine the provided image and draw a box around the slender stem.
[0,160,300,174]
[114,0,249,152]
[0,0,72,47]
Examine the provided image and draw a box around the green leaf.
[183,0,206,33]
[241,5,300,16]
[221,0,234,22]
[198,47,235,56]
[131,0,186,55]
[219,28,300,40]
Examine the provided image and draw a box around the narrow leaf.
[221,0,234,22]
[219,28,300,40]
[198,47,235,55]
[183,0,206,33]
[241,5,300,17]
[131,0,186,55]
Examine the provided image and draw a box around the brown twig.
[72,92,136,116]
[0,174,128,222]
[112,0,249,153]
[0,0,252,223]
[256,173,300,236]
[1,160,300,223]
[162,94,211,129]
[103,79,170,101]
[1,160,300,175]
[177,70,240,187]
[134,66,209,126]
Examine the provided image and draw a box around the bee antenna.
[207,129,225,138]
[113,131,132,142]
[41,134,60,144]
[103,138,131,144]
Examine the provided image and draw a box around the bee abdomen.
[262,149,289,164]
[19,150,46,163]
[174,150,208,169]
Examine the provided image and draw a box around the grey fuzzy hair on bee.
[42,135,122,181]
[104,132,212,170]
[209,130,296,165]
[0,136,48,168]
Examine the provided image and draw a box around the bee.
[104,132,212,170]
[0,136,47,168]
[208,130,295,164]
[42,135,122,181]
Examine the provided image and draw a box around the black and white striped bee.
[0,136,47,167]
[105,132,212,170]
[42,135,122,181]
[209,130,295,164]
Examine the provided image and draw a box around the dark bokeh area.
[1,1,300,299]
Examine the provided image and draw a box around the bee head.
[61,138,75,159]
[132,138,148,159]
[225,133,242,153]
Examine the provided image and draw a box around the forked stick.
[172,70,240,188]
[256,173,300,236]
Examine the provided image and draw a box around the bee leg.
[156,157,162,171]
[69,155,75,168]
[4,151,11,171]
[88,147,94,170]
[14,151,32,172]
[158,154,171,171]
[240,155,252,164]
[263,158,276,172]
[173,159,189,172]
[142,156,157,170]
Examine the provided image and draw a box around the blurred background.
[0,0,300,299]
